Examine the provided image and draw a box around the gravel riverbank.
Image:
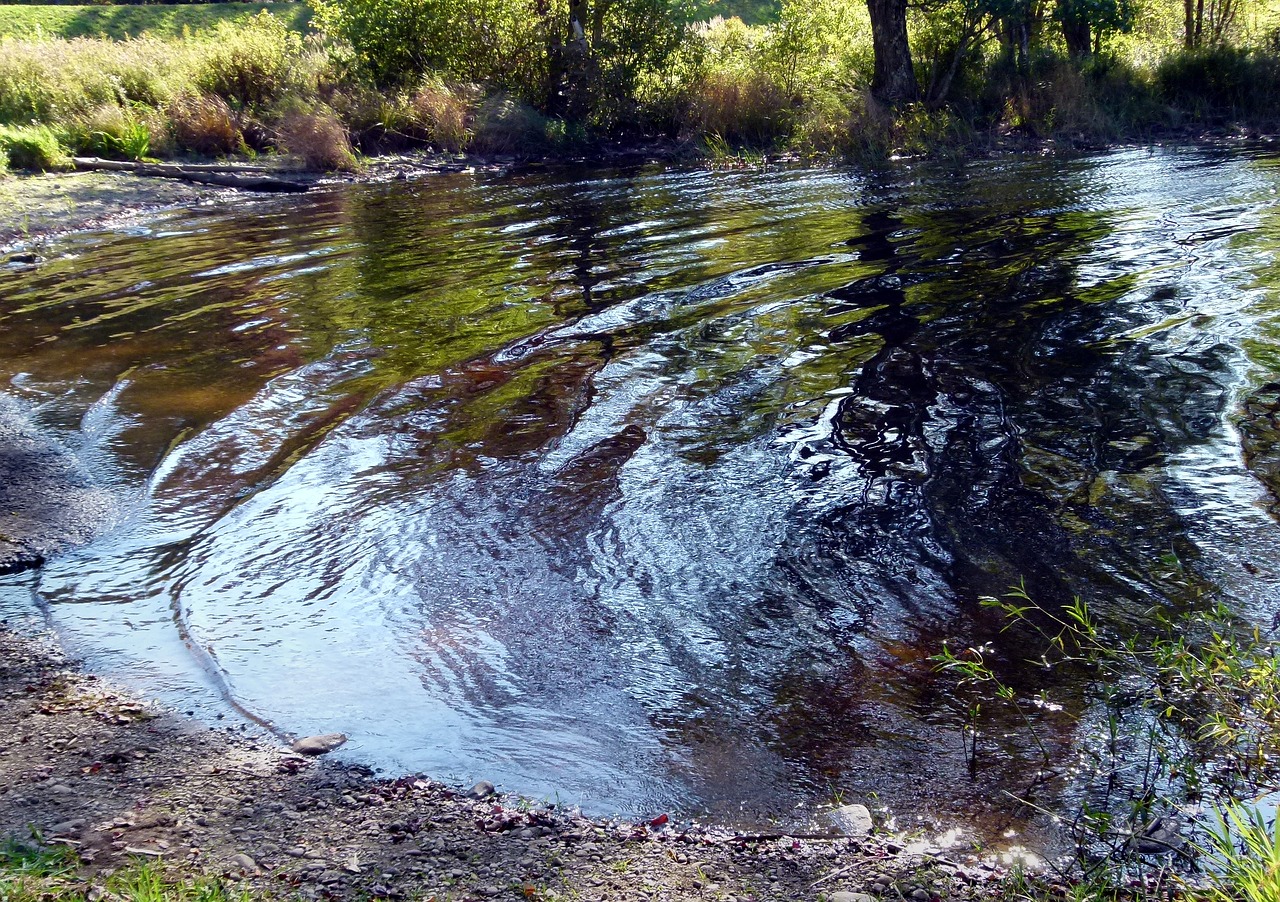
[0,623,1031,902]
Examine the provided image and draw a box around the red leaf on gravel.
[650,814,669,827]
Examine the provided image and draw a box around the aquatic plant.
[935,582,1280,895]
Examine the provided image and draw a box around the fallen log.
[71,157,311,193]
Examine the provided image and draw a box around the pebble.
[830,894,875,902]
[466,780,496,800]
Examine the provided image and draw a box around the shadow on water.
[3,148,1280,843]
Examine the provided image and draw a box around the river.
[3,146,1280,841]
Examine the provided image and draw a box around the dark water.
[4,147,1280,839]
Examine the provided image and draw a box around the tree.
[866,0,919,102]
[1056,0,1134,58]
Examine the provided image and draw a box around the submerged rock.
[0,393,115,573]
[291,733,348,756]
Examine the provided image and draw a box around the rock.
[230,853,261,875]
[50,818,86,836]
[831,893,875,902]
[466,780,496,800]
[830,803,874,837]
[7,253,42,265]
[1133,817,1185,854]
[911,889,931,902]
[290,733,348,756]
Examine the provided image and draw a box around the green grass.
[0,2,312,40]
[0,845,254,902]
[0,837,77,879]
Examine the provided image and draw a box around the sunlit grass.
[0,3,312,41]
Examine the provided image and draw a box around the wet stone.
[290,733,348,756]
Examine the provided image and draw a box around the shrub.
[410,77,474,151]
[1156,46,1280,120]
[168,93,241,156]
[469,94,553,155]
[0,123,67,170]
[681,67,791,146]
[61,104,152,159]
[314,0,550,93]
[193,12,303,109]
[0,35,180,124]
[276,108,358,171]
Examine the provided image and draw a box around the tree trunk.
[866,0,918,104]
[1061,14,1091,59]
[1184,0,1196,47]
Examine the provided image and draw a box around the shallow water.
[4,147,1280,837]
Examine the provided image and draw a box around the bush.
[313,0,541,91]
[193,12,303,109]
[61,104,152,159]
[681,67,791,145]
[276,108,358,171]
[469,94,556,155]
[1156,46,1280,120]
[0,35,179,124]
[0,123,67,170]
[410,77,475,151]
[168,93,242,156]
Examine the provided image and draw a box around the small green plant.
[1201,804,1280,902]
[0,836,76,878]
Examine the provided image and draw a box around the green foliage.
[1055,0,1137,40]
[1201,804,1280,902]
[0,123,67,169]
[0,852,256,902]
[1156,45,1280,119]
[935,583,1280,877]
[0,837,76,878]
[313,0,550,91]
[60,104,152,159]
[193,12,304,109]
[694,0,781,24]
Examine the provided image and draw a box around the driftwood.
[71,157,311,193]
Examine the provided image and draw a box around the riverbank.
[0,622,1027,902]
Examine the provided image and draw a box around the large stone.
[830,803,874,837]
[290,733,348,756]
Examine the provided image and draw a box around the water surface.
[4,148,1280,836]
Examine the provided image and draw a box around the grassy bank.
[0,2,311,39]
[0,0,1277,178]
